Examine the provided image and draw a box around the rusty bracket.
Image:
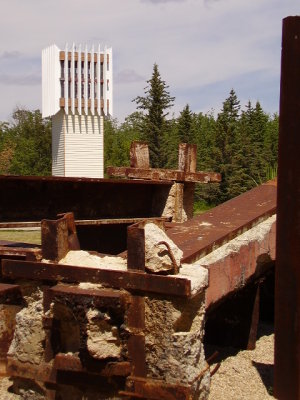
[41,212,80,262]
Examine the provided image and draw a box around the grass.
[0,230,41,245]
[194,200,215,216]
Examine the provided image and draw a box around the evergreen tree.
[177,104,194,144]
[264,113,279,173]
[133,63,175,168]
[193,111,216,171]
[193,111,219,206]
[213,89,242,202]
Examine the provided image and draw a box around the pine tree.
[177,104,194,144]
[264,113,279,174]
[214,89,242,202]
[133,63,175,168]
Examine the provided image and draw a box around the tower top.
[42,44,113,118]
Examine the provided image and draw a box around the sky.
[0,0,299,123]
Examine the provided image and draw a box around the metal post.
[275,16,300,399]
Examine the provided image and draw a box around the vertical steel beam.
[130,142,150,169]
[178,143,197,173]
[275,16,300,400]
[127,222,146,271]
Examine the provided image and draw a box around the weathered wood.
[107,166,221,183]
[2,259,192,297]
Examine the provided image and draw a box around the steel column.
[275,16,300,399]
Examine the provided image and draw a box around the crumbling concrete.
[86,308,122,360]
[144,222,183,273]
[144,289,209,399]
[8,289,45,366]
[0,304,22,374]
[58,250,127,270]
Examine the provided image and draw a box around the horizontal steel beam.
[107,166,221,183]
[2,259,191,297]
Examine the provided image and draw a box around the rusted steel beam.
[130,142,150,169]
[7,358,55,384]
[0,283,22,304]
[247,283,261,350]
[107,166,221,183]
[0,222,40,228]
[43,284,129,312]
[167,179,277,264]
[127,223,146,271]
[0,217,171,229]
[122,376,191,400]
[275,16,300,400]
[76,217,171,226]
[178,143,197,173]
[0,246,41,262]
[7,357,131,385]
[41,212,80,262]
[54,354,131,377]
[2,259,191,297]
[127,296,146,377]
[0,175,172,222]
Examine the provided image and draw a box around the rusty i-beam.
[275,16,300,400]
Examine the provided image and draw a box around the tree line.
[105,64,278,207]
[0,64,278,208]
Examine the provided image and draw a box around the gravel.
[208,323,274,399]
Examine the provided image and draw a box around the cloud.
[0,51,21,61]
[115,69,145,84]
[141,0,186,3]
[0,73,41,86]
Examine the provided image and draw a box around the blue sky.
[0,0,299,123]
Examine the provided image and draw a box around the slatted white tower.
[42,44,113,178]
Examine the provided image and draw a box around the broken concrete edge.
[198,214,276,309]
[178,264,209,297]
